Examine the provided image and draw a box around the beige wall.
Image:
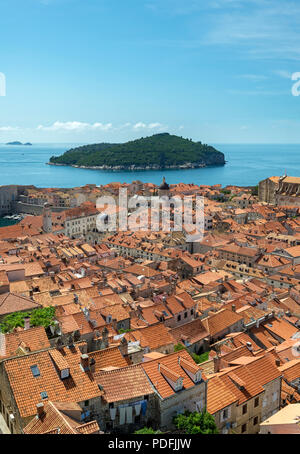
[159,381,207,431]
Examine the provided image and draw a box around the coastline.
[46,161,226,171]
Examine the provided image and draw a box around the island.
[6,141,32,146]
[48,133,225,170]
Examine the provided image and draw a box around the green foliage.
[0,306,56,334]
[251,185,258,196]
[118,328,132,334]
[173,410,219,434]
[174,343,186,352]
[134,427,162,434]
[191,351,209,364]
[50,133,225,169]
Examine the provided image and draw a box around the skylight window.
[30,365,40,377]
[40,391,48,400]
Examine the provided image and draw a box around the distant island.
[6,141,32,146]
[48,133,225,171]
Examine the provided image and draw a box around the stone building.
[259,175,300,206]
[0,342,102,434]
[93,364,158,433]
[258,176,280,204]
[141,350,207,431]
[275,176,300,206]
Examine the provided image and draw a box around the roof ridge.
[50,401,77,434]
[94,362,143,375]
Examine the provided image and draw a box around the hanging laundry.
[110,407,117,420]
[126,406,133,424]
[135,403,141,416]
[141,400,148,416]
[119,406,126,425]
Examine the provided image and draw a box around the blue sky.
[1,0,300,143]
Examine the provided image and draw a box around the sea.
[0,142,300,189]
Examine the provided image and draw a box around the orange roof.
[0,326,50,359]
[4,343,102,418]
[89,346,128,371]
[218,366,264,405]
[169,318,209,345]
[126,323,174,350]
[0,292,41,316]
[279,359,300,383]
[202,309,243,337]
[23,401,101,434]
[94,364,154,403]
[141,350,206,399]
[263,317,298,342]
[207,375,238,414]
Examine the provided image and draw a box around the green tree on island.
[49,133,225,169]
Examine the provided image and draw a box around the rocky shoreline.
[47,161,225,171]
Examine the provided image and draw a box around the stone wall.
[0,186,19,216]
[258,178,277,204]
[159,381,206,431]
[15,201,66,215]
[97,394,159,433]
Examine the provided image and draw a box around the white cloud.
[35,121,168,134]
[0,126,18,131]
[146,0,300,61]
[148,122,164,129]
[237,74,268,81]
[274,70,293,79]
[37,121,113,131]
[133,122,165,130]
[133,122,147,129]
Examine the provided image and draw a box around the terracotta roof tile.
[4,343,102,418]
[142,350,206,399]
[94,364,154,403]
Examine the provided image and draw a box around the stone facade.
[97,394,158,434]
[158,381,207,431]
[258,177,279,204]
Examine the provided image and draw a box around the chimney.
[24,317,30,330]
[119,337,128,356]
[246,341,253,351]
[275,359,281,367]
[213,354,221,373]
[232,304,236,313]
[36,402,45,419]
[101,327,109,349]
[80,354,90,372]
[90,357,96,373]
